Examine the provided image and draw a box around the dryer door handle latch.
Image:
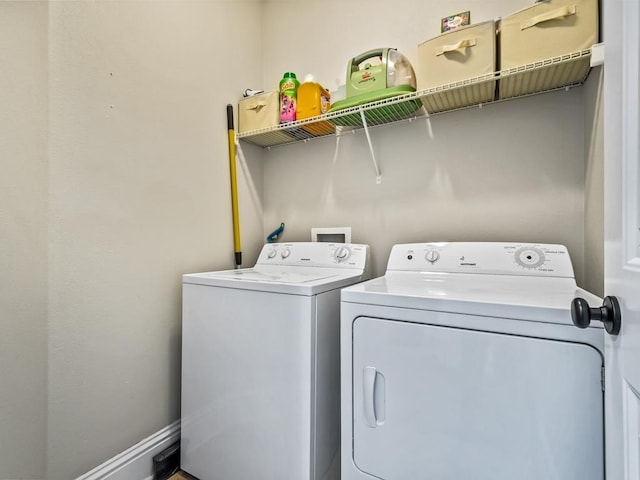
[571,296,621,336]
[363,366,385,428]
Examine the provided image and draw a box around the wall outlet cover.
[311,227,352,243]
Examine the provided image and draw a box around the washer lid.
[184,265,368,295]
[183,242,371,295]
[208,269,338,284]
[341,271,603,327]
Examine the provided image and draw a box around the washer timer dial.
[334,246,351,263]
[514,246,546,269]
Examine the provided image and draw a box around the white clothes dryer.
[181,242,369,480]
[340,242,604,480]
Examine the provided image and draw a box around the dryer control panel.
[386,242,574,277]
[257,242,370,269]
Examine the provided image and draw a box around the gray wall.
[0,2,49,478]
[1,2,264,479]
[0,1,604,479]
[262,92,588,280]
[583,67,605,296]
[260,0,595,284]
[46,2,264,478]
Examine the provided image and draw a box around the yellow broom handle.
[227,104,242,267]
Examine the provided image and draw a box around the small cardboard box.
[499,0,599,70]
[238,91,279,134]
[417,21,496,112]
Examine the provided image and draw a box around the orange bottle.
[296,75,335,135]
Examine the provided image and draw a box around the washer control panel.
[257,242,369,269]
[386,242,574,277]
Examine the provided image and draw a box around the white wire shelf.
[237,48,593,149]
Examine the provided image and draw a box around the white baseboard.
[75,420,181,480]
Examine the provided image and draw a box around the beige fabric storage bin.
[417,21,496,113]
[499,0,598,99]
[238,91,279,134]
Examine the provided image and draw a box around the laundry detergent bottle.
[279,72,300,123]
[297,74,335,135]
[297,74,331,120]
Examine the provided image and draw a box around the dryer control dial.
[267,249,278,259]
[514,246,546,269]
[280,248,291,259]
[334,246,351,263]
[425,250,440,263]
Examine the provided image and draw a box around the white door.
[603,1,640,479]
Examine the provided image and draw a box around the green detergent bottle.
[279,72,300,123]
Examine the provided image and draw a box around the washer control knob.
[267,249,277,259]
[335,246,351,262]
[425,250,440,263]
[280,248,291,259]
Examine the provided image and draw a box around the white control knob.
[267,249,277,259]
[335,246,351,262]
[425,250,440,263]
[280,248,291,259]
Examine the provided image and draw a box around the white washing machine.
[340,242,604,480]
[181,242,370,480]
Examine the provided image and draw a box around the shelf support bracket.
[591,42,604,67]
[359,108,382,184]
[424,111,434,140]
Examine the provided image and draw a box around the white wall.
[0,2,48,478]
[260,0,590,282]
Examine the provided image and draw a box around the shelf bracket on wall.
[590,42,604,67]
[424,111,434,140]
[359,108,382,184]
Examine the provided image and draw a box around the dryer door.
[352,316,603,480]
